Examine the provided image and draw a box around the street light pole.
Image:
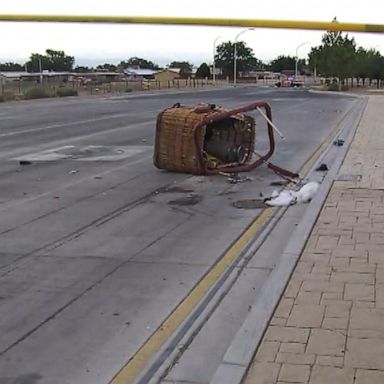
[39,57,43,85]
[213,35,222,85]
[295,41,309,80]
[233,28,254,86]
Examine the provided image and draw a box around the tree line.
[214,26,384,87]
[0,52,198,77]
[1,25,384,86]
[308,28,384,87]
[0,52,203,78]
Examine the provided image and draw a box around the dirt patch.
[168,194,203,206]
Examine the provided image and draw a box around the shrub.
[5,91,16,101]
[0,91,16,102]
[327,83,340,92]
[56,87,78,97]
[24,87,50,100]
[340,84,349,92]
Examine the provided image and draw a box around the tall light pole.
[295,41,309,80]
[39,57,43,85]
[234,28,254,86]
[213,35,222,85]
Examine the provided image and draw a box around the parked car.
[291,80,304,87]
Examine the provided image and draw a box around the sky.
[0,1,383,68]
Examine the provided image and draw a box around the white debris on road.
[264,181,320,206]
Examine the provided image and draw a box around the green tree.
[269,55,296,73]
[215,41,261,79]
[45,49,75,71]
[308,46,323,77]
[74,65,93,73]
[297,59,308,75]
[0,62,24,71]
[96,63,117,72]
[119,57,159,70]
[365,49,384,87]
[308,19,356,85]
[168,61,194,78]
[26,54,49,72]
[26,49,74,72]
[195,62,211,78]
[168,61,193,71]
[353,47,370,86]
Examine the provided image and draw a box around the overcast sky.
[0,0,383,68]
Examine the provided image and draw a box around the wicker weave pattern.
[154,105,255,174]
[154,106,206,173]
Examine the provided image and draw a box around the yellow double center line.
[111,97,360,384]
[110,208,272,384]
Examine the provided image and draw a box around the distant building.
[123,66,157,80]
[0,71,72,82]
[248,71,280,79]
[0,71,125,88]
[74,72,122,84]
[154,68,180,82]
[210,65,222,76]
[0,71,74,89]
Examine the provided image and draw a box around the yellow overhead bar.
[0,14,384,33]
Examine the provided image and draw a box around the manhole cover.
[233,199,267,209]
[168,194,203,206]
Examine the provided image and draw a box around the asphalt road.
[0,86,358,384]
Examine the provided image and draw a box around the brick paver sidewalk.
[244,95,384,384]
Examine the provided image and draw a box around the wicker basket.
[153,103,255,174]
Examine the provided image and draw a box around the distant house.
[154,68,180,82]
[1,71,72,81]
[0,71,35,82]
[0,71,127,88]
[74,72,122,84]
[0,71,73,86]
[123,66,157,80]
[248,71,279,80]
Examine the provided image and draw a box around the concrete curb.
[210,96,368,384]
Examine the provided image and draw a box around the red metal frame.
[193,101,275,175]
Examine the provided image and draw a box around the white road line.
[0,154,153,212]
[0,112,148,138]
[0,116,16,120]
[0,121,152,160]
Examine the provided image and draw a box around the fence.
[0,77,232,101]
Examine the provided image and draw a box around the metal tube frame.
[193,101,276,175]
